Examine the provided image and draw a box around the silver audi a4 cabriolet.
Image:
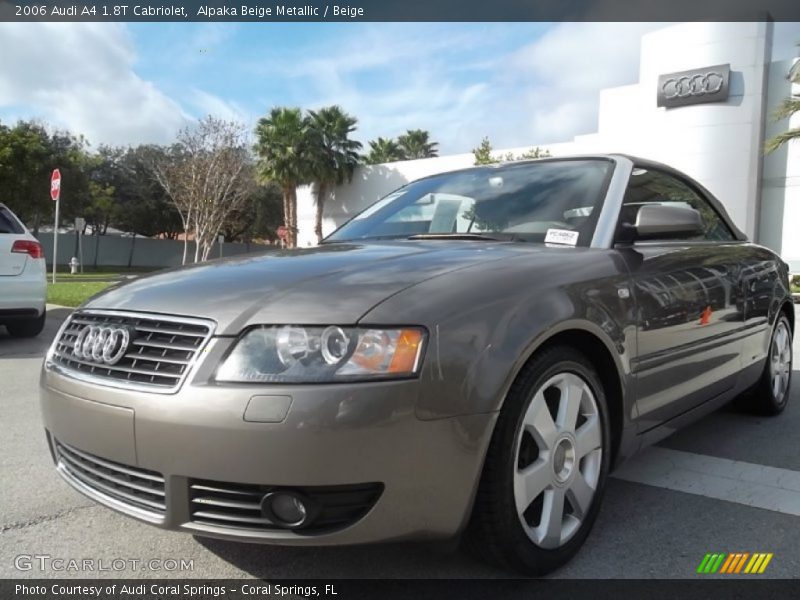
[40,155,794,575]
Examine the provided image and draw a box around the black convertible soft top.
[621,154,749,243]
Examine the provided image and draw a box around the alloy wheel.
[513,372,603,549]
[770,320,792,404]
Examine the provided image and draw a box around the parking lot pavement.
[1,307,798,579]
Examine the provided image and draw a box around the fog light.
[260,491,317,529]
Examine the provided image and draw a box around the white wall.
[298,22,798,271]
[532,22,772,239]
[760,57,800,272]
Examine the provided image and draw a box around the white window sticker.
[544,228,579,246]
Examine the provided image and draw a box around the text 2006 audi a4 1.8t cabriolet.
[40,155,794,575]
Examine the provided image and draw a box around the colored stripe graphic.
[698,552,773,574]
[734,553,749,573]
[747,554,764,573]
[758,554,773,573]
[719,554,736,574]
[704,554,720,573]
[698,553,727,573]
[722,553,738,574]
[697,554,713,574]
[710,554,725,573]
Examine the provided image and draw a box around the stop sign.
[50,169,61,202]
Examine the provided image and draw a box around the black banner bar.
[1,0,800,22]
[3,579,800,600]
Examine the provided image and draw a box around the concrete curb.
[46,304,72,311]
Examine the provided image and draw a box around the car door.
[616,167,746,430]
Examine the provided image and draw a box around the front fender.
[359,249,636,421]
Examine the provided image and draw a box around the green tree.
[472,136,495,165]
[765,63,800,154]
[221,182,284,243]
[0,121,53,229]
[398,129,438,159]
[112,145,183,238]
[0,121,89,234]
[80,146,121,235]
[365,137,406,164]
[253,107,312,247]
[151,117,254,262]
[509,146,551,161]
[472,136,550,165]
[307,106,363,243]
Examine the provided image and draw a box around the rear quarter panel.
[739,243,794,371]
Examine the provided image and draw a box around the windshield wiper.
[407,233,501,241]
[320,235,406,244]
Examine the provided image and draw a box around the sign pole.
[52,196,60,284]
[50,168,62,284]
[75,217,85,274]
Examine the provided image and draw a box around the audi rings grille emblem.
[661,73,724,99]
[72,325,134,365]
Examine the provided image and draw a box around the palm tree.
[253,107,311,247]
[307,106,362,243]
[365,137,406,164]
[398,129,439,159]
[765,62,800,154]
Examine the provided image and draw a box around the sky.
[0,22,799,154]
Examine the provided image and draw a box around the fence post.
[127,233,137,268]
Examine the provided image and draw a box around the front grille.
[49,310,214,392]
[189,479,383,534]
[54,439,166,518]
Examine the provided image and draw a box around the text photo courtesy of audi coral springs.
[41,157,794,576]
[15,584,327,597]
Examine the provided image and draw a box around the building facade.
[296,22,800,271]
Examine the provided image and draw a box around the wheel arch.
[496,322,630,468]
[779,299,795,335]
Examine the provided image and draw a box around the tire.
[743,314,793,416]
[465,345,611,576]
[5,312,46,338]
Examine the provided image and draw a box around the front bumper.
[40,354,497,545]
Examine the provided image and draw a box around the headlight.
[215,325,426,383]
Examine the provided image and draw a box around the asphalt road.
[1,306,798,580]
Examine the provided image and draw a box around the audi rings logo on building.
[657,63,730,108]
[72,325,134,365]
[661,72,725,99]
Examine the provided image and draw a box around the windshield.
[326,159,615,246]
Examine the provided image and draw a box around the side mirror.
[629,204,704,241]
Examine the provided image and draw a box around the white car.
[0,203,46,337]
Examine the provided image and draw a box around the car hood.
[85,241,527,335]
